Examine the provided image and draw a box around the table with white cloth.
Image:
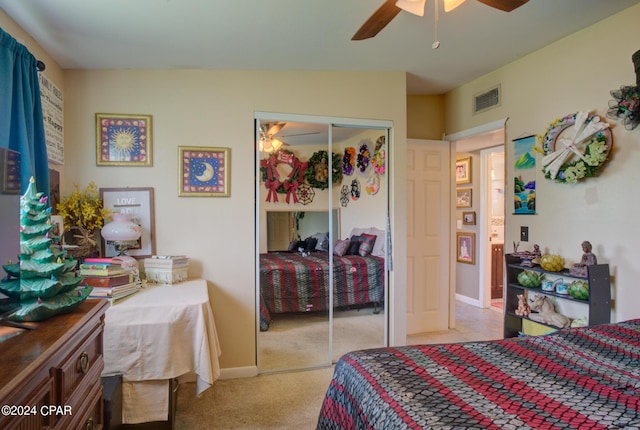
[102,279,221,424]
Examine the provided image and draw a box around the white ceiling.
[2,0,639,95]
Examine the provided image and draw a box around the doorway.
[447,119,507,315]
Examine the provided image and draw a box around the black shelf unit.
[504,254,611,338]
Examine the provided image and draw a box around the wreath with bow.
[534,112,612,183]
[260,150,308,203]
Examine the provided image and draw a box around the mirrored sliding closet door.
[255,114,390,373]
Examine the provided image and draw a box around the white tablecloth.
[102,279,221,423]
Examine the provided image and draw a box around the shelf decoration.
[534,111,612,183]
[606,49,640,131]
[260,149,307,203]
[304,150,342,190]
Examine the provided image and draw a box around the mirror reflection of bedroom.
[256,116,389,373]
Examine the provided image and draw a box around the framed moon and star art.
[178,146,230,197]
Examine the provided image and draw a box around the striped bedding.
[259,252,384,331]
[317,319,640,429]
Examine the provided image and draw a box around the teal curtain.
[0,27,49,194]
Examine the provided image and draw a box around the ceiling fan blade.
[279,132,321,138]
[476,0,529,12]
[352,0,402,41]
[267,123,285,136]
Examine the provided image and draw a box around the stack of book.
[143,255,189,284]
[79,257,142,302]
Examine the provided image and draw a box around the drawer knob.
[85,417,94,430]
[79,351,90,373]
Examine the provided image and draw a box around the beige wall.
[407,95,445,140]
[62,69,408,371]
[445,4,640,322]
[1,10,408,372]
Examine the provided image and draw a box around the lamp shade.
[101,212,142,241]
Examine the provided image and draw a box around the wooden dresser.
[0,299,109,430]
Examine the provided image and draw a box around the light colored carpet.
[174,301,502,429]
[175,367,334,430]
[259,307,385,371]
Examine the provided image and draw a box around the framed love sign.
[99,187,155,258]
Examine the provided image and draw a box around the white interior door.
[406,139,451,334]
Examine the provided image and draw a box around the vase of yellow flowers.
[56,182,111,258]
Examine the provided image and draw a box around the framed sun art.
[178,146,230,197]
[96,113,153,166]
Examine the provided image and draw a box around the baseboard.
[219,366,258,380]
[455,293,482,307]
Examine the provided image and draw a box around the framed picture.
[456,232,475,264]
[179,146,230,197]
[95,113,153,166]
[456,187,472,208]
[456,156,471,184]
[99,187,156,258]
[462,211,476,225]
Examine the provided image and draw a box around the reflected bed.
[259,251,384,331]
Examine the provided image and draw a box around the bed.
[317,319,640,429]
[259,251,385,331]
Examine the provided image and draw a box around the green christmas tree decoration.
[0,177,92,322]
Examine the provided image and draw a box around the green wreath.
[304,150,343,190]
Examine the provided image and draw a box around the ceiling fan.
[258,122,321,153]
[352,0,529,41]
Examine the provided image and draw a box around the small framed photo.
[462,211,476,225]
[456,187,472,208]
[179,146,230,197]
[96,113,153,166]
[456,156,471,184]
[456,232,475,265]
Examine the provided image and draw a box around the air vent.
[473,85,501,114]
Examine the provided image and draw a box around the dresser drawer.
[55,374,104,430]
[0,377,54,430]
[55,318,104,405]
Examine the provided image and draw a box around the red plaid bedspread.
[318,319,640,429]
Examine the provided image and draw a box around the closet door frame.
[254,112,392,372]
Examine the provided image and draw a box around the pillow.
[312,232,329,251]
[366,227,386,257]
[346,235,362,255]
[349,227,386,257]
[333,239,350,256]
[358,233,377,256]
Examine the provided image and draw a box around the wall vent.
[473,85,501,114]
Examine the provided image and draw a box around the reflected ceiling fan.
[352,0,529,41]
[259,122,321,153]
